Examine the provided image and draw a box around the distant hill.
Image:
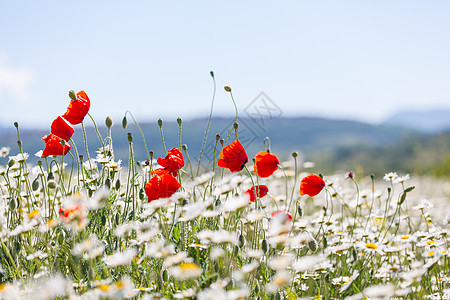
[383,109,450,133]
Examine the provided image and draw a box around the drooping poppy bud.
[62,90,91,125]
[245,185,269,202]
[299,174,325,197]
[41,134,72,157]
[145,168,181,202]
[253,151,279,178]
[51,116,74,141]
[217,139,248,172]
[157,147,184,177]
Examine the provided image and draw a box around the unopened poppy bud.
[122,116,127,129]
[14,122,19,128]
[238,234,245,248]
[32,177,40,191]
[210,71,214,77]
[297,205,303,216]
[308,236,318,252]
[47,171,54,180]
[127,132,133,143]
[181,144,187,151]
[233,122,238,130]
[220,138,224,146]
[115,179,121,190]
[17,140,22,147]
[158,118,163,127]
[216,133,221,141]
[69,90,76,101]
[79,154,84,161]
[37,160,42,166]
[48,180,57,189]
[60,139,65,147]
[105,116,113,128]
[262,239,268,253]
[149,151,154,158]
[292,151,298,158]
[224,86,232,92]
[8,199,16,210]
[8,158,15,168]
[252,157,256,163]
[370,173,374,180]
[177,117,182,125]
[105,178,111,189]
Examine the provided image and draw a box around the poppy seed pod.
[127,132,133,143]
[224,86,232,92]
[233,122,239,130]
[14,122,19,128]
[181,144,187,151]
[220,138,224,146]
[292,151,298,158]
[69,90,77,101]
[149,151,154,159]
[158,118,163,127]
[177,117,182,125]
[105,116,113,128]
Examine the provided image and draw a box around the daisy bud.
[8,158,15,168]
[122,116,127,129]
[105,116,113,128]
[158,118,163,127]
[177,117,182,125]
[210,71,214,77]
[14,122,19,128]
[216,133,220,141]
[292,151,298,158]
[224,86,232,92]
[233,122,239,130]
[127,132,133,143]
[220,138,224,146]
[69,90,77,101]
[308,236,318,252]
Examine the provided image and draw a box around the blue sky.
[1,1,449,128]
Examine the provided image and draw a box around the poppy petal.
[62,90,91,125]
[253,151,279,178]
[218,139,248,172]
[299,174,325,197]
[145,168,181,202]
[245,185,269,202]
[51,116,74,141]
[41,134,72,157]
[157,147,184,176]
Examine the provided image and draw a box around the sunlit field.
[0,88,449,299]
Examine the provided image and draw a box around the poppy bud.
[262,239,268,253]
[32,177,40,191]
[297,205,303,217]
[149,151,154,159]
[158,118,163,127]
[61,139,65,147]
[47,172,54,180]
[79,154,84,161]
[181,144,187,151]
[17,140,22,148]
[8,199,16,210]
[105,178,111,189]
[115,179,121,190]
[38,160,42,166]
[177,117,182,125]
[238,234,245,248]
[308,236,318,252]
[220,138,224,146]
[233,122,239,130]
[122,116,127,129]
[14,122,19,128]
[292,151,298,158]
[8,158,15,168]
[48,180,57,189]
[210,71,214,77]
[105,116,113,128]
[224,86,232,92]
[69,90,77,101]
[215,133,220,141]
[127,132,133,143]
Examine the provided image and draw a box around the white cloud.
[0,52,35,102]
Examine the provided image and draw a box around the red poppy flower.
[245,185,269,202]
[253,151,279,178]
[157,147,184,176]
[271,210,293,222]
[41,134,72,157]
[145,168,181,202]
[218,139,248,172]
[300,174,325,197]
[62,90,91,125]
[51,116,74,141]
[59,204,82,219]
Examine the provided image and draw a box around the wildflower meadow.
[0,81,449,299]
